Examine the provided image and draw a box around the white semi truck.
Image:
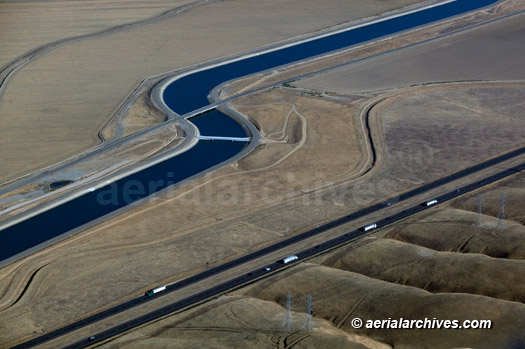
[280,255,299,264]
[425,199,438,206]
[362,223,377,232]
[145,285,167,297]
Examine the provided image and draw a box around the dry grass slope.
[241,264,525,349]
[319,237,525,302]
[102,296,386,349]
[385,208,525,259]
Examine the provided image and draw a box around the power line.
[302,295,313,332]
[496,193,506,229]
[282,294,293,330]
[475,194,484,227]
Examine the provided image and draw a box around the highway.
[13,146,525,348]
[64,160,525,348]
[3,0,514,346]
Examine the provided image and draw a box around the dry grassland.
[385,172,525,259]
[0,87,368,346]
[101,88,167,141]
[295,11,525,95]
[385,207,525,259]
[217,0,525,100]
[3,1,525,346]
[108,178,525,347]
[106,257,525,348]
[371,83,525,184]
[0,0,188,67]
[3,75,525,346]
[0,0,423,183]
[2,77,525,346]
[320,237,525,302]
[0,121,183,216]
[239,263,525,348]
[85,13,525,345]
[102,295,388,349]
[232,90,367,177]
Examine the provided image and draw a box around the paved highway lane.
[63,160,525,349]
[7,0,515,346]
[14,148,525,348]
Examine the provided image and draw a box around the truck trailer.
[145,285,167,297]
[361,223,377,232]
[280,255,299,264]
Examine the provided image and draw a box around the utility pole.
[475,194,484,227]
[282,294,293,330]
[302,295,313,332]
[496,193,506,229]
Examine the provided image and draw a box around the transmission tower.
[475,194,484,227]
[302,295,313,332]
[496,193,506,229]
[282,294,293,330]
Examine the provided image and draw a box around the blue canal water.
[190,109,247,137]
[164,0,498,115]
[0,0,498,262]
[0,142,245,261]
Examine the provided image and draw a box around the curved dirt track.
[0,0,213,100]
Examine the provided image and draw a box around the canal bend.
[0,0,498,264]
